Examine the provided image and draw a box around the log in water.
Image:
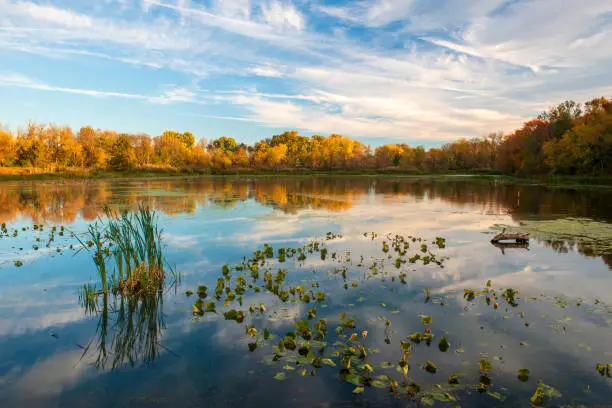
[491,231,530,244]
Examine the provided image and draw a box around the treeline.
[0,97,610,175]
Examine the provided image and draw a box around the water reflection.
[2,177,611,222]
[1,177,612,407]
[490,241,530,255]
[81,290,166,370]
[1,177,610,265]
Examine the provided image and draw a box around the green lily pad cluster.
[189,232,448,322]
[596,363,612,377]
[184,232,611,406]
[530,381,562,406]
[0,222,78,268]
[463,281,522,310]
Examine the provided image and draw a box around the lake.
[0,176,611,407]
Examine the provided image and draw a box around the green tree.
[180,131,195,149]
[109,134,134,170]
[209,136,237,153]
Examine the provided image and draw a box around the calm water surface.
[0,177,611,407]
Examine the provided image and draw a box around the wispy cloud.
[260,0,305,31]
[0,72,208,105]
[0,0,610,142]
[149,85,199,104]
[0,72,148,99]
[315,0,414,27]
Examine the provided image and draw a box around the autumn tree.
[266,143,288,168]
[155,133,189,167]
[0,128,15,166]
[1,96,610,176]
[538,100,582,140]
[162,130,195,149]
[191,144,211,169]
[267,131,311,167]
[234,146,250,167]
[14,122,45,167]
[375,144,404,167]
[131,134,154,167]
[78,126,107,168]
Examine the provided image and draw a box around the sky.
[0,0,611,147]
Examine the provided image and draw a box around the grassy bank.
[1,166,612,188]
[0,166,208,181]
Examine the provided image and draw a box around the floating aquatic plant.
[596,363,612,377]
[174,230,612,406]
[530,381,562,406]
[224,309,245,323]
[424,360,438,374]
[517,368,530,382]
[438,337,450,353]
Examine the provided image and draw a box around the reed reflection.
[81,290,165,370]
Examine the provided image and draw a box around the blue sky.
[0,0,611,147]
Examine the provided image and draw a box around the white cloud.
[0,71,149,99]
[6,1,94,28]
[214,0,251,20]
[365,0,413,27]
[0,72,212,105]
[149,86,199,104]
[0,0,611,141]
[247,65,285,77]
[259,0,305,31]
[427,0,612,71]
[315,0,414,27]
[0,0,203,51]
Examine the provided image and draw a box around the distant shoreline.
[1,168,611,188]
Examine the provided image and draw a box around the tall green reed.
[78,204,174,297]
[78,204,175,370]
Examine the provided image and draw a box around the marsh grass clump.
[77,206,175,370]
[78,204,175,299]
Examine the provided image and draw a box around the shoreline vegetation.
[1,167,612,188]
[1,97,610,184]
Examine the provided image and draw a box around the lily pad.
[424,360,437,374]
[438,337,450,352]
[421,315,432,326]
[518,368,530,382]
